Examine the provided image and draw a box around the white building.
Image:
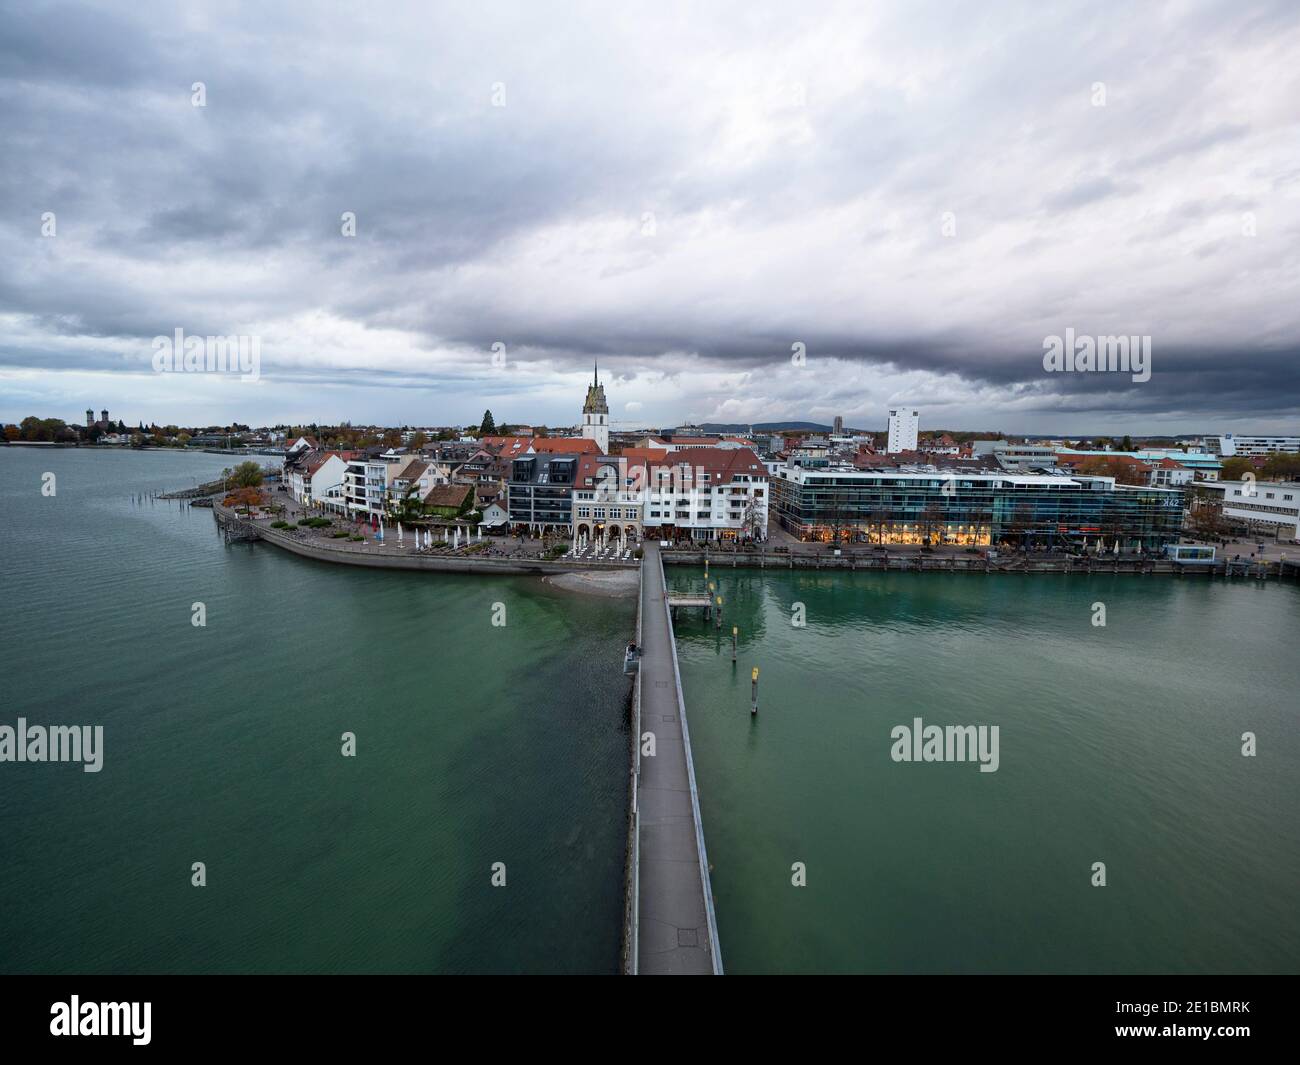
[289,452,348,506]
[1202,480,1300,539]
[580,363,610,453]
[1212,433,1300,457]
[343,456,402,519]
[642,447,769,542]
[887,408,919,453]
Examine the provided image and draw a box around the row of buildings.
[280,369,773,545]
[274,381,1296,551]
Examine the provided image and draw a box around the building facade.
[642,447,769,542]
[1201,480,1300,538]
[771,465,1183,549]
[1211,434,1300,457]
[507,453,579,535]
[887,408,919,453]
[572,455,644,545]
[343,456,400,519]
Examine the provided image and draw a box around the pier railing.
[623,556,645,975]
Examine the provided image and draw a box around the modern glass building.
[771,466,1184,549]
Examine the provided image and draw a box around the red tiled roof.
[531,437,601,454]
[648,446,766,480]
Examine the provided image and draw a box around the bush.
[270,520,289,529]
[331,531,349,538]
[348,534,364,542]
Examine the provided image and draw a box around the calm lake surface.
[667,564,1300,973]
[3,448,1297,974]
[0,448,631,973]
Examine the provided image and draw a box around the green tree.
[1220,457,1255,482]
[1120,435,1133,451]
[231,460,264,488]
[480,410,497,435]
[1261,452,1300,480]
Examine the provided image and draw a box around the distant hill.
[699,421,833,433]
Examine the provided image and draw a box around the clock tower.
[581,362,610,453]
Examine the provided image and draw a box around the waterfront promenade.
[213,501,636,576]
[631,542,721,974]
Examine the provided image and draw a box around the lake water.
[668,563,1300,973]
[3,447,1296,974]
[0,448,631,973]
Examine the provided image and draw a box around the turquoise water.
[0,448,631,973]
[669,565,1300,974]
[4,447,1296,974]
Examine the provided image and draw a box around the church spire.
[593,359,599,386]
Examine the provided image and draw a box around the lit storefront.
[771,467,1183,550]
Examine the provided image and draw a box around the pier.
[626,542,722,974]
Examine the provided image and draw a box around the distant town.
[6,372,1300,552]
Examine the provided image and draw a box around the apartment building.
[887,408,920,453]
[642,447,769,543]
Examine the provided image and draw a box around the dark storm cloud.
[1,0,1298,430]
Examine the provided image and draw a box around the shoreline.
[212,504,1297,583]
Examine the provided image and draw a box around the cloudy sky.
[3,0,1298,434]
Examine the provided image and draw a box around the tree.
[1261,453,1300,480]
[1120,435,1133,451]
[222,486,264,517]
[1076,457,1147,486]
[480,410,496,435]
[1186,489,1227,539]
[231,460,264,488]
[1220,457,1255,482]
[409,431,427,450]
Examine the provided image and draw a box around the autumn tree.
[222,487,265,516]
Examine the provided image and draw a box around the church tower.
[581,362,610,453]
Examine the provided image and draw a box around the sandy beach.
[542,568,639,597]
